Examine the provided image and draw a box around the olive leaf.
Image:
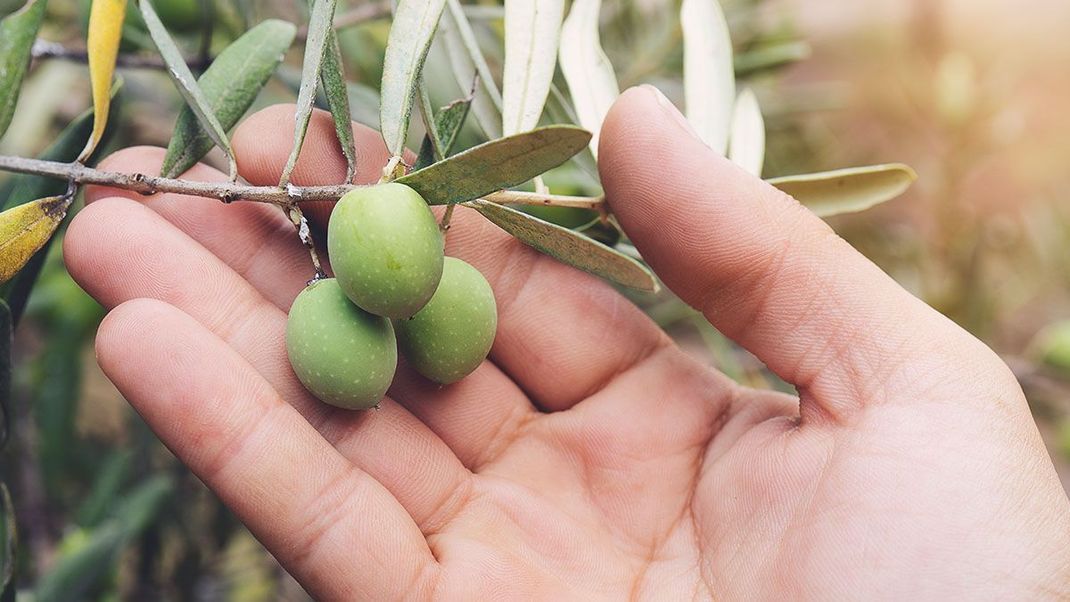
[0,195,70,285]
[0,85,120,325]
[34,476,174,602]
[140,0,237,179]
[321,30,357,183]
[466,199,658,292]
[768,164,918,217]
[728,88,764,176]
[681,0,735,155]
[0,0,48,140]
[78,0,127,162]
[397,125,591,205]
[380,0,447,158]
[414,93,473,171]
[0,482,14,594]
[502,0,564,136]
[279,0,336,186]
[559,0,619,156]
[160,19,296,178]
[439,0,502,140]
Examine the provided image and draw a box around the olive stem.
[0,154,607,211]
[286,205,327,281]
[439,204,456,232]
[31,40,212,71]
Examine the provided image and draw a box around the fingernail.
[641,84,702,142]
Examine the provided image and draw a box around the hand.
[64,86,1070,600]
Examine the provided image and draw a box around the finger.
[232,105,672,417]
[96,298,437,600]
[84,148,313,308]
[64,198,472,533]
[599,86,1007,424]
[231,103,402,227]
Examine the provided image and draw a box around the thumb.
[598,86,1012,425]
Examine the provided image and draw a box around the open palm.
[64,88,1070,600]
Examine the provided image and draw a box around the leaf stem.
[286,205,327,281]
[31,40,212,71]
[483,189,605,211]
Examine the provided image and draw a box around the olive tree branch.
[31,40,213,71]
[0,154,606,210]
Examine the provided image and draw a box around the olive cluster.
[286,184,498,410]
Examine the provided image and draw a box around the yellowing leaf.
[78,0,127,162]
[0,195,68,284]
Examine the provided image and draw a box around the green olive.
[328,183,444,319]
[286,278,397,410]
[396,257,497,384]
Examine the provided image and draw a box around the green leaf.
[0,0,47,140]
[279,0,336,186]
[380,0,447,157]
[681,0,735,155]
[0,300,10,451]
[0,482,15,593]
[558,0,619,156]
[76,450,134,528]
[467,199,657,292]
[502,0,564,136]
[141,0,237,179]
[1033,320,1070,375]
[160,19,296,178]
[321,30,356,183]
[397,125,591,205]
[414,93,473,171]
[768,164,918,217]
[34,476,173,602]
[439,0,502,140]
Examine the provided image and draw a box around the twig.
[296,0,393,40]
[31,40,212,71]
[0,154,607,210]
[0,155,355,205]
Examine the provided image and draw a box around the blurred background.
[1,0,1069,598]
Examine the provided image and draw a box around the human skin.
[62,86,1070,600]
